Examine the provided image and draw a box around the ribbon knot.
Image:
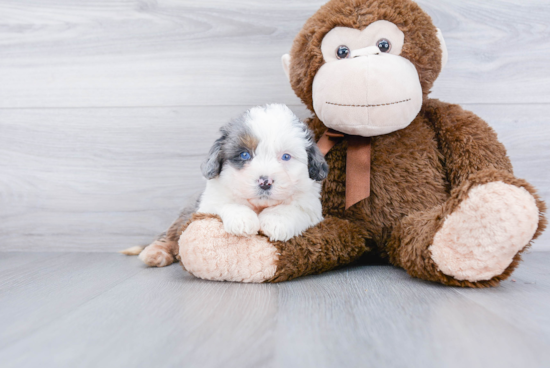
[317,129,371,210]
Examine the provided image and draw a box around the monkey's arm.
[422,99,514,185]
[267,216,368,282]
[178,213,368,283]
[386,100,546,287]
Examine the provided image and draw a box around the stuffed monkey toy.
[140,0,546,287]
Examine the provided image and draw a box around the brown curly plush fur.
[268,0,547,286]
[173,0,546,287]
[268,216,371,282]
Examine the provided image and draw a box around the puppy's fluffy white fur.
[198,104,328,242]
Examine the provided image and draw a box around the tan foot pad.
[179,218,278,283]
[138,241,174,267]
[430,182,539,282]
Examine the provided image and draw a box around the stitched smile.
[326,98,411,107]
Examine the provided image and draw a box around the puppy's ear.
[201,129,227,179]
[304,129,329,181]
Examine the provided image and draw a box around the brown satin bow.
[317,129,371,210]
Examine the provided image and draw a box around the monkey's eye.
[336,45,350,59]
[376,39,392,53]
[281,153,292,161]
[240,152,251,160]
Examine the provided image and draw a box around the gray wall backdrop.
[1,0,549,251]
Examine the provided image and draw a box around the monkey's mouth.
[326,98,411,108]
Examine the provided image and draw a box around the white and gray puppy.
[198,104,328,241]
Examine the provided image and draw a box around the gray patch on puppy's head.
[201,111,259,179]
[223,113,258,170]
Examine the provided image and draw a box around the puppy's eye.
[376,39,391,53]
[281,153,291,161]
[240,152,251,160]
[336,45,350,59]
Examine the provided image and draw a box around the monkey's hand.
[179,214,278,283]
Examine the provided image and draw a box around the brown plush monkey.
[141,0,547,287]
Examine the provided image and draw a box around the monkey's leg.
[139,194,200,267]
[139,214,188,267]
[387,169,546,287]
[179,214,369,283]
[139,233,177,267]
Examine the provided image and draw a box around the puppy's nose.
[258,176,273,190]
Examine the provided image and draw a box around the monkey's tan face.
[283,20,448,137]
[312,20,423,137]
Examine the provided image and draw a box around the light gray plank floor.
[1,252,549,368]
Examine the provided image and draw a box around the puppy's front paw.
[222,208,260,237]
[259,211,297,242]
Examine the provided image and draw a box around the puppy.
[132,104,328,267]
[198,104,328,241]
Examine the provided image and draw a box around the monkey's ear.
[201,131,227,179]
[436,28,448,70]
[282,54,291,81]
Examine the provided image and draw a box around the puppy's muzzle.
[258,176,273,191]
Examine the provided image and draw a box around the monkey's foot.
[179,217,278,283]
[139,240,176,267]
[430,182,539,282]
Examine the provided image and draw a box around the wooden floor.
[0,251,549,368]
